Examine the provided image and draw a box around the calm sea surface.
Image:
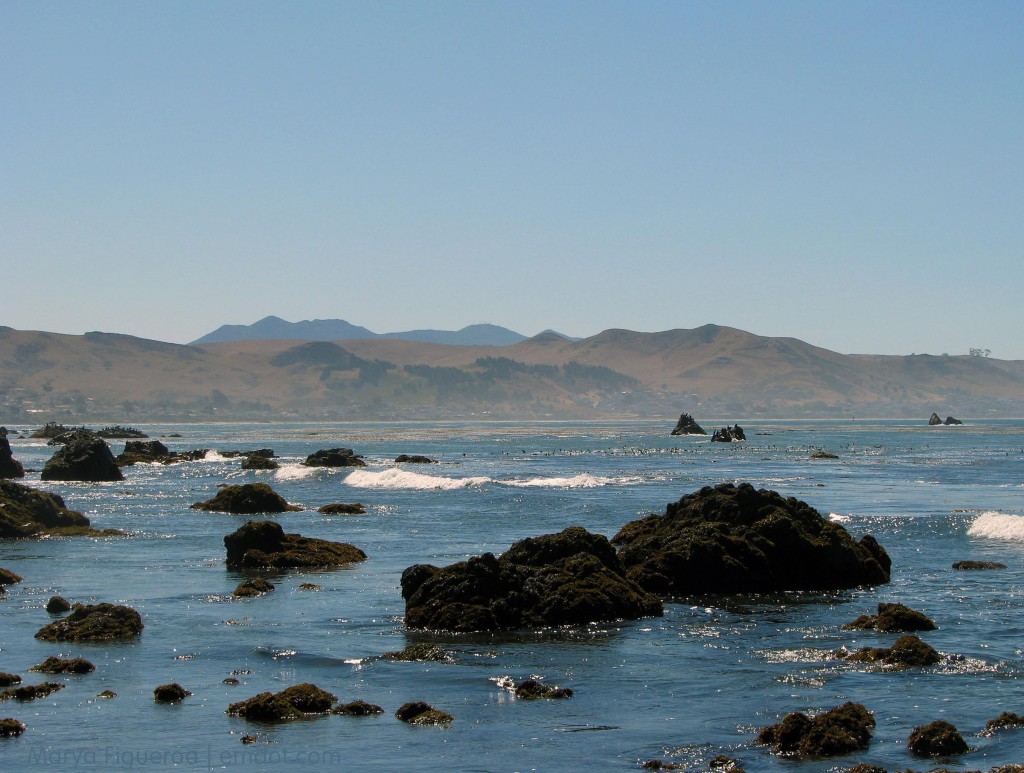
[2,419,1024,771]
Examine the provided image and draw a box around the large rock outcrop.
[224,520,366,570]
[611,483,891,595]
[0,481,92,538]
[0,430,25,479]
[401,526,663,632]
[670,413,706,436]
[191,483,301,514]
[34,603,143,642]
[40,432,123,482]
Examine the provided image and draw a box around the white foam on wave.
[344,468,491,490]
[274,464,320,481]
[968,511,1024,541]
[503,474,641,489]
[828,513,851,523]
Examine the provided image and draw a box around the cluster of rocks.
[30,423,147,440]
[929,413,963,425]
[116,440,208,466]
[711,425,746,442]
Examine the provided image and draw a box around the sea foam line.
[968,512,1024,542]
[503,474,642,489]
[344,468,491,490]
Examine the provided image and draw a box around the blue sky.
[4,1,1022,357]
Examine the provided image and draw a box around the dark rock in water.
[191,483,301,514]
[41,433,123,482]
[153,683,190,703]
[395,701,453,725]
[842,602,936,633]
[232,578,275,598]
[381,643,450,662]
[0,433,25,479]
[116,440,171,465]
[612,483,891,595]
[227,683,337,721]
[711,425,746,442]
[97,689,116,698]
[907,719,968,757]
[30,656,94,674]
[514,679,573,700]
[984,712,1024,735]
[395,454,436,464]
[810,449,839,459]
[0,682,64,701]
[844,764,886,773]
[838,634,941,668]
[30,422,80,439]
[944,416,963,425]
[34,602,143,642]
[0,718,26,737]
[241,453,279,471]
[402,526,663,632]
[757,701,874,759]
[670,413,706,436]
[224,520,367,570]
[332,700,384,716]
[302,448,366,468]
[0,481,92,538]
[929,413,943,426]
[953,560,1007,570]
[0,674,22,687]
[318,502,366,515]
[0,568,22,585]
[96,426,148,439]
[641,761,686,770]
[47,428,100,446]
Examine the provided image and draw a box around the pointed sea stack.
[670,413,706,436]
[41,432,123,482]
[612,483,891,595]
[0,429,25,479]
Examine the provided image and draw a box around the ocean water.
[2,419,1023,772]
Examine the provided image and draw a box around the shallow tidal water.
[2,419,1024,772]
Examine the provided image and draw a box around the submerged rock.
[612,483,891,595]
[227,684,337,722]
[395,701,453,725]
[318,503,366,515]
[191,483,301,514]
[153,683,190,703]
[401,526,663,632]
[953,560,1007,570]
[302,448,366,468]
[838,634,941,668]
[30,657,95,675]
[757,701,874,759]
[670,413,706,436]
[842,602,936,633]
[907,720,968,757]
[34,603,143,642]
[40,432,123,482]
[0,481,92,538]
[224,520,366,570]
[232,578,275,598]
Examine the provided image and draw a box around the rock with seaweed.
[153,683,190,703]
[232,578,275,598]
[191,483,301,514]
[612,483,891,595]
[395,701,453,725]
[402,525,662,632]
[302,448,366,468]
[0,481,92,538]
[30,657,94,674]
[842,602,936,633]
[906,719,968,757]
[757,702,875,759]
[0,717,26,736]
[34,603,143,642]
[332,700,384,716]
[224,520,366,570]
[318,503,366,515]
[45,596,72,614]
[227,684,337,722]
[837,634,940,668]
[41,432,123,482]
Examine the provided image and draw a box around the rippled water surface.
[2,419,1024,771]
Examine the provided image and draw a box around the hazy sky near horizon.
[5,2,1023,358]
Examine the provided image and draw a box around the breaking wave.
[344,468,491,490]
[504,474,641,488]
[968,512,1024,541]
[274,464,320,481]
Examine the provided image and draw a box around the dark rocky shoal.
[227,684,337,722]
[30,657,95,675]
[670,412,706,436]
[191,483,301,514]
[612,483,891,595]
[757,701,875,759]
[906,719,969,757]
[842,602,936,633]
[837,634,941,668]
[401,525,663,632]
[153,683,190,703]
[302,448,366,468]
[394,701,453,725]
[395,454,435,464]
[224,520,367,570]
[34,603,144,643]
[317,503,366,515]
[953,560,1007,570]
[0,481,92,538]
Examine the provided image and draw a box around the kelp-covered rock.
[153,683,190,703]
[0,717,26,736]
[670,413,706,436]
[302,448,366,468]
[395,701,453,725]
[513,679,573,700]
[0,432,25,479]
[318,503,366,515]
[984,712,1024,735]
[41,432,123,482]
[0,481,92,538]
[842,602,936,633]
[757,702,874,759]
[838,634,940,668]
[0,674,21,687]
[332,700,384,716]
[953,560,1007,570]
[907,719,968,756]
[34,603,143,642]
[0,682,64,702]
[45,596,72,614]
[402,526,663,632]
[395,454,435,464]
[191,483,301,514]
[232,578,275,598]
[612,483,891,595]
[241,454,279,471]
[227,683,336,722]
[224,520,366,570]
[381,643,450,662]
[30,657,94,675]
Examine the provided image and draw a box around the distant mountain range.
[2,323,1022,423]
[190,316,552,347]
